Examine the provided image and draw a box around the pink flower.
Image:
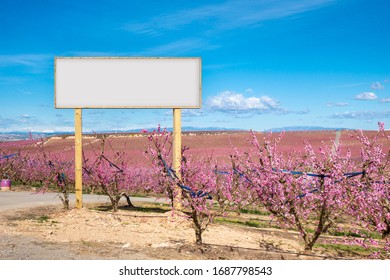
[378,121,385,132]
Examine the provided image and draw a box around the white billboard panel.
[55,57,201,108]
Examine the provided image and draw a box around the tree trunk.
[167,187,174,208]
[123,194,136,209]
[110,196,120,212]
[382,222,390,238]
[59,193,69,210]
[195,227,203,245]
[112,201,118,212]
[304,243,314,251]
[191,210,203,245]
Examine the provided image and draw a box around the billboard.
[55,57,201,108]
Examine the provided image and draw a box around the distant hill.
[0,127,244,141]
[123,126,245,133]
[1,126,363,142]
[267,126,348,132]
[0,126,354,141]
[0,132,71,142]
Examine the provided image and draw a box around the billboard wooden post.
[74,109,83,209]
[173,108,182,210]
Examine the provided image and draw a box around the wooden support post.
[74,108,83,209]
[173,108,182,210]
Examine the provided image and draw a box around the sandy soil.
[0,200,365,260]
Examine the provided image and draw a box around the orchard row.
[0,124,389,257]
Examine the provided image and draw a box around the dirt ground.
[0,201,365,260]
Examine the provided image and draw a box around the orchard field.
[1,128,389,259]
[1,129,384,164]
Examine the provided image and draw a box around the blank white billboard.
[55,57,201,108]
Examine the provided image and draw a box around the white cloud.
[0,54,52,74]
[21,114,32,119]
[20,114,37,124]
[140,38,217,55]
[164,109,204,118]
[331,110,390,119]
[0,54,51,68]
[326,102,348,107]
[0,77,25,84]
[86,110,106,116]
[381,98,390,103]
[295,109,310,114]
[355,92,377,100]
[207,91,280,113]
[17,88,33,95]
[0,116,17,129]
[371,81,385,90]
[123,0,334,35]
[182,109,204,117]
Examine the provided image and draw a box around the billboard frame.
[54,56,202,109]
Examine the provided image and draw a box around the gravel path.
[0,192,166,260]
[0,191,166,211]
[0,234,81,260]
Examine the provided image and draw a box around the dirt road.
[0,191,165,211]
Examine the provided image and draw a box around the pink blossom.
[378,121,385,132]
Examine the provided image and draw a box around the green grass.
[36,215,50,223]
[215,217,275,229]
[127,193,149,198]
[90,201,171,213]
[314,243,371,255]
[245,220,266,228]
[239,208,270,216]
[130,206,170,214]
[328,229,381,239]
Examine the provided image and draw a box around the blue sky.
[0,0,389,133]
